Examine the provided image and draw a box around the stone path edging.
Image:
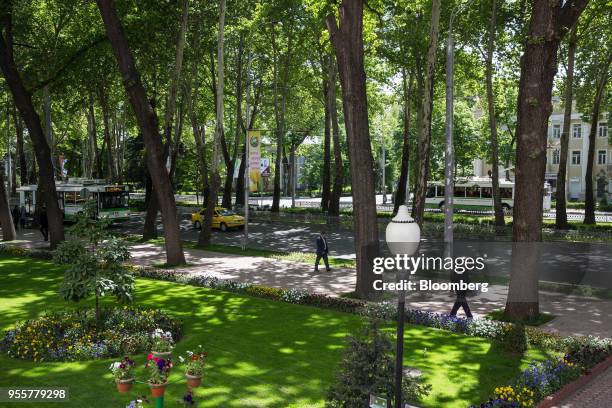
[537,355,612,408]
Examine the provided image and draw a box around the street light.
[385,205,421,408]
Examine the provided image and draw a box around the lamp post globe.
[386,205,421,256]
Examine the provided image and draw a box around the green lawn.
[0,256,553,407]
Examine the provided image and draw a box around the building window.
[598,150,607,165]
[552,124,561,138]
[572,124,582,138]
[599,123,608,138]
[571,150,581,165]
[552,149,560,165]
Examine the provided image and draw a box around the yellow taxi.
[191,207,245,231]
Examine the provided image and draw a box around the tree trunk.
[329,57,344,216]
[321,57,332,212]
[394,68,413,214]
[0,161,16,241]
[326,0,379,299]
[504,0,588,320]
[143,0,188,233]
[88,93,102,178]
[98,78,116,181]
[412,0,441,226]
[96,0,185,265]
[584,54,611,225]
[486,0,505,227]
[555,26,577,230]
[199,0,226,247]
[0,18,65,247]
[222,34,244,209]
[12,106,27,186]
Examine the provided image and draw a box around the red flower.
[147,353,153,360]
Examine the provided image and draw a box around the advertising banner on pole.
[248,130,261,192]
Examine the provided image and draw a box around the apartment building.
[473,102,611,202]
[546,104,610,201]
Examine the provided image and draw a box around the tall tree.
[222,33,244,209]
[326,0,379,298]
[328,56,344,216]
[98,77,116,180]
[0,160,15,241]
[143,0,189,238]
[271,23,292,213]
[485,0,505,227]
[504,0,588,320]
[321,54,332,212]
[96,0,185,265]
[199,0,226,247]
[583,52,611,224]
[12,105,27,185]
[555,26,578,230]
[412,0,442,226]
[394,68,413,214]
[0,8,65,247]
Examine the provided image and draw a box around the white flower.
[179,356,185,363]
[187,351,193,356]
[110,362,121,371]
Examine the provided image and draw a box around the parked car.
[191,207,245,231]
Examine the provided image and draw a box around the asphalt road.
[115,208,612,289]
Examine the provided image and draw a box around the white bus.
[17,178,130,221]
[425,177,552,212]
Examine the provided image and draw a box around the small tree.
[326,320,431,407]
[54,201,133,322]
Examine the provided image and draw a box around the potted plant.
[179,346,207,388]
[110,356,136,394]
[150,328,174,358]
[146,355,173,397]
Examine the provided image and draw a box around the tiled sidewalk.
[553,366,612,407]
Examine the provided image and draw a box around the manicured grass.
[485,309,556,327]
[0,256,553,407]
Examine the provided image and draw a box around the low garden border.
[537,355,612,408]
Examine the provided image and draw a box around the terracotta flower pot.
[151,351,172,359]
[116,378,134,394]
[149,382,168,398]
[186,373,202,388]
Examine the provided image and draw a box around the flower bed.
[0,244,53,260]
[0,307,182,362]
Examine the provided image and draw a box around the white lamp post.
[385,205,421,408]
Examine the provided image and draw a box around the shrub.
[54,202,133,320]
[326,320,431,408]
[563,336,612,369]
[244,285,284,299]
[496,324,528,354]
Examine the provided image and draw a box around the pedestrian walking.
[39,207,49,241]
[11,205,20,230]
[314,231,330,272]
[19,205,27,230]
[449,270,473,318]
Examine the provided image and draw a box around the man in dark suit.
[450,269,473,318]
[314,231,330,272]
